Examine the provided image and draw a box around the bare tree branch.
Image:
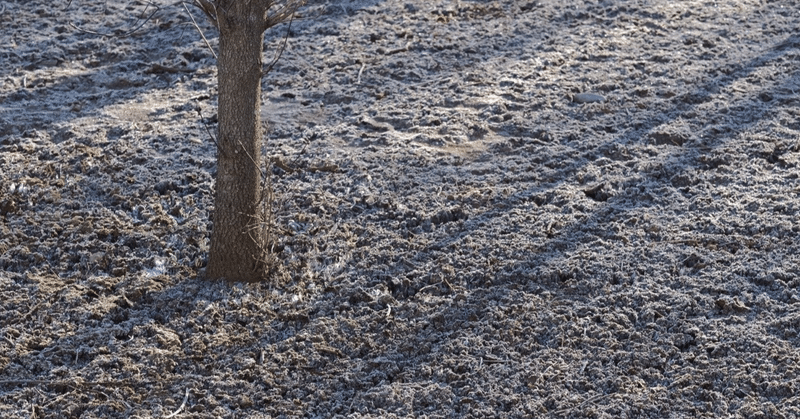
[193,0,218,27]
[183,1,218,59]
[262,0,306,32]
[65,0,162,38]
[264,10,295,75]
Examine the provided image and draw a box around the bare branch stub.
[262,0,307,32]
[194,0,218,27]
[184,1,218,59]
[264,10,296,75]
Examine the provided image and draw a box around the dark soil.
[2,0,800,417]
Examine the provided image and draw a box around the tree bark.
[206,2,269,282]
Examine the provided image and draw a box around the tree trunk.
[206,3,269,282]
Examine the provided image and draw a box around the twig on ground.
[144,63,194,74]
[0,378,156,388]
[270,156,295,173]
[164,388,190,418]
[21,301,45,322]
[482,355,510,364]
[1,335,14,347]
[442,277,455,292]
[418,281,446,294]
[357,62,366,84]
[386,41,412,55]
[552,394,609,416]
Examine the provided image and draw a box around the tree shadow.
[378,4,800,294]
[3,0,800,417]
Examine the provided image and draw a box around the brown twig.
[262,0,307,31]
[183,1,217,60]
[195,107,224,156]
[65,0,161,38]
[193,0,218,26]
[552,394,609,416]
[482,355,510,364]
[270,156,295,173]
[264,9,298,76]
[144,63,194,74]
[0,378,154,389]
[164,388,190,418]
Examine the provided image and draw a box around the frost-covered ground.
[2,0,800,417]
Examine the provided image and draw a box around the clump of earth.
[1,0,800,417]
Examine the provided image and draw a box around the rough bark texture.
[206,1,270,282]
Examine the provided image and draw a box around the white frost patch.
[143,257,167,278]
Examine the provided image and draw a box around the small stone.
[359,117,393,132]
[584,183,609,202]
[572,93,606,103]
